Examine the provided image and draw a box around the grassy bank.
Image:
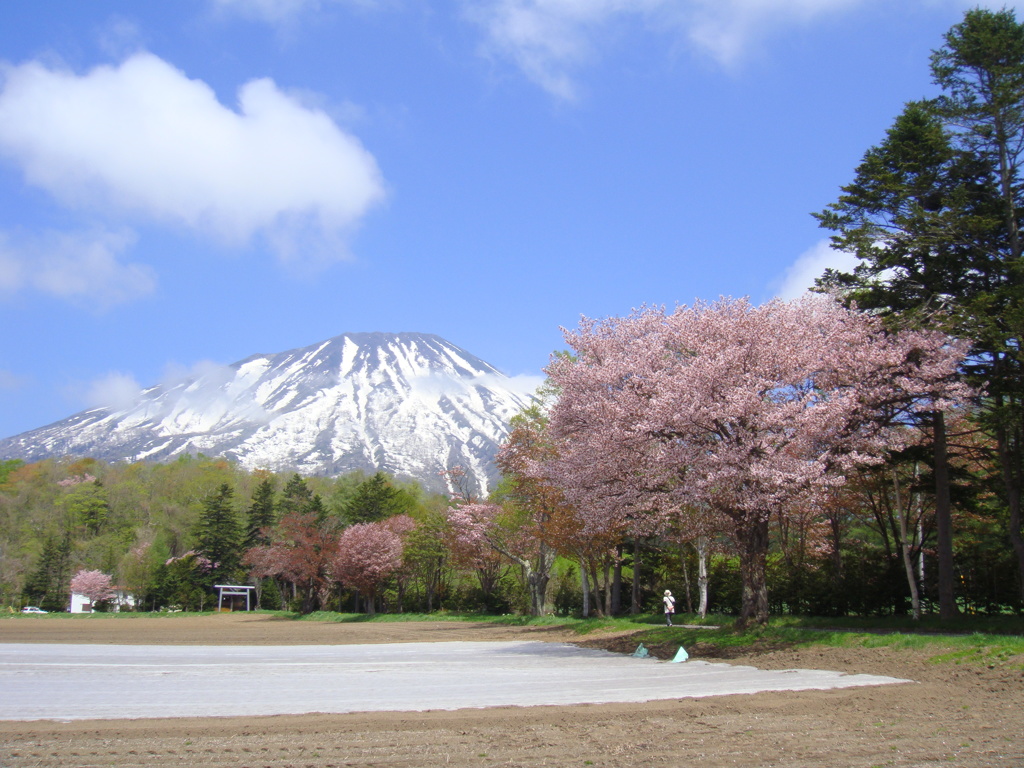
[4,608,1022,668]
[628,615,1024,669]
[284,610,1024,667]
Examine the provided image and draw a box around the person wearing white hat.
[663,589,675,626]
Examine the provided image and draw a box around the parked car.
[21,606,47,614]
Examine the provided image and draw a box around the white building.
[69,589,136,613]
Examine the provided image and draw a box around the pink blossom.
[70,569,115,603]
[331,521,405,598]
[543,295,969,625]
[58,473,96,487]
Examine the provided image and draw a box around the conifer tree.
[278,474,315,517]
[816,8,1024,606]
[194,483,242,583]
[344,472,409,524]
[23,533,72,611]
[245,477,276,548]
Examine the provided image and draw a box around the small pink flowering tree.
[545,295,969,627]
[331,517,409,615]
[70,569,115,608]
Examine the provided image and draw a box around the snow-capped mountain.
[0,333,537,495]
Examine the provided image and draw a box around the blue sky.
[0,0,1013,440]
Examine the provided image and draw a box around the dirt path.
[1,614,1022,767]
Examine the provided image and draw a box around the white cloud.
[467,0,667,101]
[0,237,23,294]
[487,372,546,398]
[85,371,144,411]
[160,360,236,391]
[0,228,156,310]
[773,239,859,300]
[212,0,323,22]
[409,370,544,399]
[466,0,871,98]
[96,16,147,59]
[210,0,383,24]
[685,0,865,65]
[0,52,386,265]
[159,359,273,424]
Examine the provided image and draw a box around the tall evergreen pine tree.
[245,477,276,548]
[194,483,243,584]
[817,7,1024,607]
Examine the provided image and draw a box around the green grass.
[765,613,1024,636]
[4,608,1021,668]
[283,610,1023,666]
[623,615,1024,669]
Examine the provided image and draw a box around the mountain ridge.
[0,332,536,495]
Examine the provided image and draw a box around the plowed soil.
[1,613,1022,768]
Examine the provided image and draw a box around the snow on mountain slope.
[0,333,537,495]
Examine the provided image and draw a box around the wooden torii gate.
[214,584,255,612]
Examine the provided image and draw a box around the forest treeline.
[0,443,1017,619]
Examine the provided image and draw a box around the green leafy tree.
[0,459,23,489]
[931,8,1024,606]
[152,552,213,611]
[61,480,111,536]
[118,539,166,611]
[402,498,453,611]
[816,7,1024,610]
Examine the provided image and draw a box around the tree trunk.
[996,415,1024,605]
[602,557,612,617]
[736,514,770,628]
[827,507,844,610]
[696,535,709,619]
[917,517,925,590]
[527,568,549,616]
[680,545,693,614]
[892,467,921,620]
[589,561,604,617]
[933,411,958,620]
[511,541,554,617]
[630,540,641,615]
[611,544,623,615]
[1006,484,1024,606]
[579,557,590,618]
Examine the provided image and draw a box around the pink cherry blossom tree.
[544,295,969,627]
[70,569,115,608]
[331,518,409,615]
[439,495,508,610]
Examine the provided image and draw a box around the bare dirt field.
[1,613,1022,768]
